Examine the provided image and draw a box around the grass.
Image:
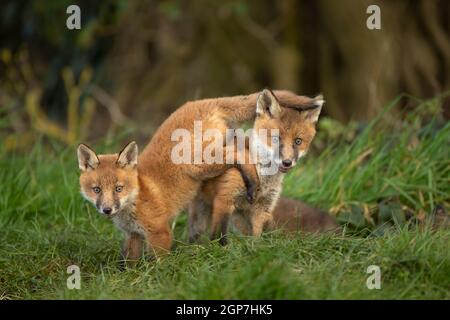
[0,95,449,299]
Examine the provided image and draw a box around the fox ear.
[256,89,281,118]
[77,144,99,171]
[303,94,324,124]
[117,141,138,168]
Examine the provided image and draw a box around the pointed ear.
[77,144,99,171]
[256,89,281,118]
[303,94,324,124]
[116,141,138,169]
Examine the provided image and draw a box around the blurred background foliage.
[0,0,449,151]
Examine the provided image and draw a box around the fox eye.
[295,138,303,146]
[115,186,123,193]
[272,136,280,144]
[93,187,101,194]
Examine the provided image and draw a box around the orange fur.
[267,197,341,234]
[188,89,323,243]
[78,90,310,263]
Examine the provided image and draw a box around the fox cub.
[267,197,341,234]
[78,90,310,265]
[188,89,323,244]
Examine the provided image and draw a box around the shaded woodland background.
[0,0,449,149]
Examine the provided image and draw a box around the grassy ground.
[0,95,449,299]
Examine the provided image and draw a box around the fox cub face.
[77,141,139,217]
[253,89,323,173]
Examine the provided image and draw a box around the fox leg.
[210,194,235,245]
[136,201,173,257]
[198,163,258,203]
[236,164,258,204]
[146,225,172,257]
[194,134,259,203]
[187,195,212,243]
[210,208,231,246]
[224,143,259,203]
[120,232,144,268]
[229,141,259,204]
[251,211,275,237]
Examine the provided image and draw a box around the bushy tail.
[215,90,320,123]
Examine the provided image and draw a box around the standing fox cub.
[77,90,310,264]
[188,89,323,244]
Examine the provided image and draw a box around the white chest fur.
[256,169,283,210]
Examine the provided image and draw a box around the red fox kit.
[188,89,323,244]
[77,90,310,264]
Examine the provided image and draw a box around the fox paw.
[246,185,256,204]
[236,165,259,204]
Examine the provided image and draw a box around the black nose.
[103,207,112,215]
[282,159,292,167]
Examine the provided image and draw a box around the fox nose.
[102,207,112,215]
[282,159,292,167]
